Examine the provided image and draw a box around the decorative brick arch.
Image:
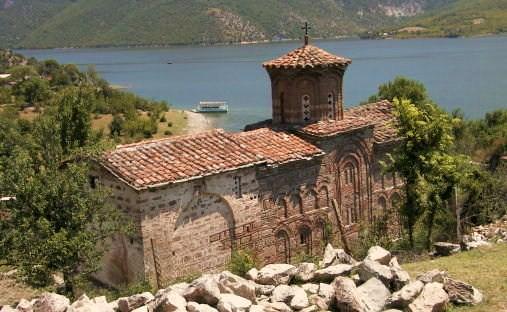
[297,224,313,256]
[290,192,304,215]
[275,229,291,263]
[318,185,330,208]
[302,188,318,213]
[276,197,289,219]
[313,216,330,252]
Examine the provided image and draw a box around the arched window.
[275,230,290,263]
[298,226,312,255]
[291,194,303,215]
[376,197,387,223]
[327,93,335,119]
[277,198,288,219]
[318,186,329,208]
[341,161,359,224]
[315,219,328,251]
[304,190,318,212]
[302,94,311,122]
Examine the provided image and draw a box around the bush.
[160,115,167,122]
[164,130,172,136]
[228,249,257,277]
[167,121,173,127]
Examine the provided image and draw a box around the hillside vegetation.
[0,0,456,48]
[395,0,507,37]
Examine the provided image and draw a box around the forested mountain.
[0,0,458,48]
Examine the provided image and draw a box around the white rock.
[217,294,252,312]
[366,246,392,265]
[33,293,70,312]
[356,278,391,312]
[118,292,154,312]
[187,301,219,312]
[256,264,297,285]
[416,270,447,284]
[184,274,221,306]
[313,264,353,282]
[333,277,366,312]
[301,283,319,295]
[319,244,337,268]
[248,305,266,312]
[295,263,317,282]
[16,299,33,312]
[246,268,259,281]
[0,306,16,312]
[218,271,257,302]
[308,294,328,311]
[68,294,94,312]
[408,282,449,312]
[318,283,335,307]
[300,305,318,312]
[289,286,309,310]
[334,249,357,265]
[155,290,187,312]
[443,278,483,305]
[433,242,460,256]
[131,306,148,312]
[259,301,292,312]
[255,284,275,296]
[389,257,411,290]
[387,280,424,308]
[166,283,190,296]
[358,259,393,286]
[271,285,294,303]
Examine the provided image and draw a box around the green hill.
[0,0,458,48]
[395,0,507,37]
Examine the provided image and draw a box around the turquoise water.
[19,37,507,131]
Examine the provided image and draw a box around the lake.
[19,37,507,131]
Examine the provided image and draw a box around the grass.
[403,243,507,312]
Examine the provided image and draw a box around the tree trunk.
[63,271,75,297]
[426,208,436,250]
[331,199,351,255]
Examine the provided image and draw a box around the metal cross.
[301,22,311,36]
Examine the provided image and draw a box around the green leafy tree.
[13,76,51,107]
[368,76,429,105]
[110,114,125,138]
[385,99,457,248]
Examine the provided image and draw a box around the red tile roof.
[263,45,351,69]
[101,130,264,190]
[298,100,397,143]
[232,128,323,164]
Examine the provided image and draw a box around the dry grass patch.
[403,243,507,312]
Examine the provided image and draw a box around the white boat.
[192,101,229,113]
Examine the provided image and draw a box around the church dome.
[263,44,351,69]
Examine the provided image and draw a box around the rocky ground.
[0,244,485,312]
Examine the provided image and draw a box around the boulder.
[320,244,338,268]
[308,295,329,311]
[383,310,403,312]
[255,284,275,296]
[154,290,187,312]
[313,264,353,283]
[366,246,391,265]
[0,306,16,312]
[258,301,292,312]
[408,283,449,312]
[318,283,335,308]
[387,281,424,308]
[256,264,297,286]
[218,271,257,302]
[246,268,259,281]
[295,263,317,282]
[356,278,391,312]
[301,283,319,295]
[131,306,148,312]
[416,270,447,284]
[358,259,393,287]
[433,242,460,256]
[289,286,309,310]
[165,283,190,296]
[271,285,294,303]
[183,274,221,306]
[33,293,70,312]
[443,278,483,305]
[389,257,410,290]
[248,305,266,312]
[16,299,33,312]
[332,277,366,312]
[118,293,154,312]
[90,297,113,312]
[186,302,218,312]
[217,294,252,312]
[334,249,357,265]
[67,294,94,312]
[465,241,491,250]
[300,305,318,312]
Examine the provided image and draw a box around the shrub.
[167,121,173,127]
[160,115,167,122]
[164,130,172,136]
[228,249,257,277]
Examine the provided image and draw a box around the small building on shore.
[94,36,403,287]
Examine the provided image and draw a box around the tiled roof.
[298,100,398,143]
[101,130,264,190]
[263,44,351,69]
[232,128,323,164]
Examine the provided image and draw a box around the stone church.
[94,37,403,288]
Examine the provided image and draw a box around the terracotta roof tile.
[298,100,398,143]
[232,128,323,164]
[263,44,351,69]
[101,130,264,189]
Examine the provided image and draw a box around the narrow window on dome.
[327,93,335,119]
[302,94,311,122]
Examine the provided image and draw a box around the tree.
[385,99,457,248]
[368,76,429,106]
[110,114,125,137]
[13,76,51,107]
[0,88,128,295]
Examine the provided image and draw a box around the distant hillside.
[394,0,507,37]
[0,0,457,48]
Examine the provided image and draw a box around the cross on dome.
[301,22,311,45]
